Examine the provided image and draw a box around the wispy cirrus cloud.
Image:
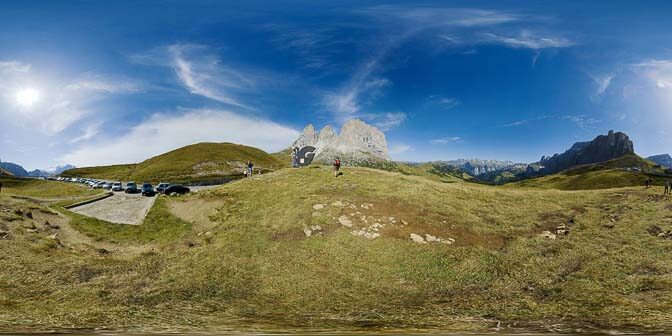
[69,123,101,144]
[478,30,575,50]
[500,115,552,127]
[65,74,144,94]
[430,136,462,145]
[131,43,255,109]
[356,6,519,28]
[388,143,414,155]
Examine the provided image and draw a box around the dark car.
[164,185,190,195]
[125,182,138,194]
[156,182,170,194]
[141,183,156,197]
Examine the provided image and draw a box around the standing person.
[665,181,671,195]
[247,161,254,177]
[0,181,2,194]
[291,148,297,168]
[333,157,341,177]
[645,178,650,188]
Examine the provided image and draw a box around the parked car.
[102,182,113,190]
[156,183,170,194]
[125,182,138,194]
[141,183,156,197]
[93,182,105,189]
[112,182,123,192]
[164,185,190,195]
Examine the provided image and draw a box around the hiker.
[666,181,671,195]
[0,182,2,193]
[291,148,297,168]
[247,161,254,177]
[243,169,248,178]
[645,178,650,188]
[333,157,341,177]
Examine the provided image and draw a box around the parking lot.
[70,192,156,225]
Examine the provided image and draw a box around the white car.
[111,182,123,192]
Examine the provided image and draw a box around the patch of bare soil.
[168,197,222,231]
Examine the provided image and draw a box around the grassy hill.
[0,176,100,198]
[512,154,672,190]
[3,166,672,332]
[61,142,284,183]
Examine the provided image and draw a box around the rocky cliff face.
[539,130,635,175]
[647,154,672,168]
[435,159,515,176]
[291,119,390,165]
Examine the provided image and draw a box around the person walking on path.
[247,161,254,177]
[333,157,341,177]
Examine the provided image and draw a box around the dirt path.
[69,192,156,225]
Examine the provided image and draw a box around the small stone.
[425,234,438,242]
[310,225,322,231]
[204,231,213,237]
[410,233,426,244]
[331,201,345,207]
[47,234,59,240]
[312,204,325,210]
[657,232,667,238]
[556,229,569,235]
[303,229,312,237]
[338,216,353,227]
[25,228,38,233]
[401,220,408,225]
[539,231,556,240]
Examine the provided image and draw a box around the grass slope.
[61,142,284,183]
[0,176,100,198]
[3,166,672,332]
[513,155,672,190]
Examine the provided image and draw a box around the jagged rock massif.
[647,154,672,168]
[539,130,635,175]
[291,119,390,165]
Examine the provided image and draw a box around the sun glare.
[16,88,40,107]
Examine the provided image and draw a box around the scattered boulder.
[410,233,427,244]
[338,216,353,227]
[312,204,325,210]
[539,231,557,240]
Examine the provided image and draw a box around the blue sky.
[1,0,672,170]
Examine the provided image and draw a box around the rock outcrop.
[291,119,390,165]
[647,154,672,168]
[539,130,635,175]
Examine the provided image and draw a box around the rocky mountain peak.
[291,119,390,165]
[539,130,635,175]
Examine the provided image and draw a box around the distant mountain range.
[430,159,516,176]
[647,154,672,168]
[0,159,74,177]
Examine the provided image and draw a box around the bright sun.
[16,88,40,107]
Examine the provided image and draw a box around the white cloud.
[132,44,255,108]
[370,112,407,131]
[61,109,299,167]
[479,31,575,50]
[430,136,462,144]
[0,61,30,73]
[389,143,414,155]
[499,115,552,127]
[69,123,101,144]
[358,6,519,28]
[589,73,615,100]
[427,95,460,110]
[65,74,143,94]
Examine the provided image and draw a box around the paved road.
[70,192,156,225]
